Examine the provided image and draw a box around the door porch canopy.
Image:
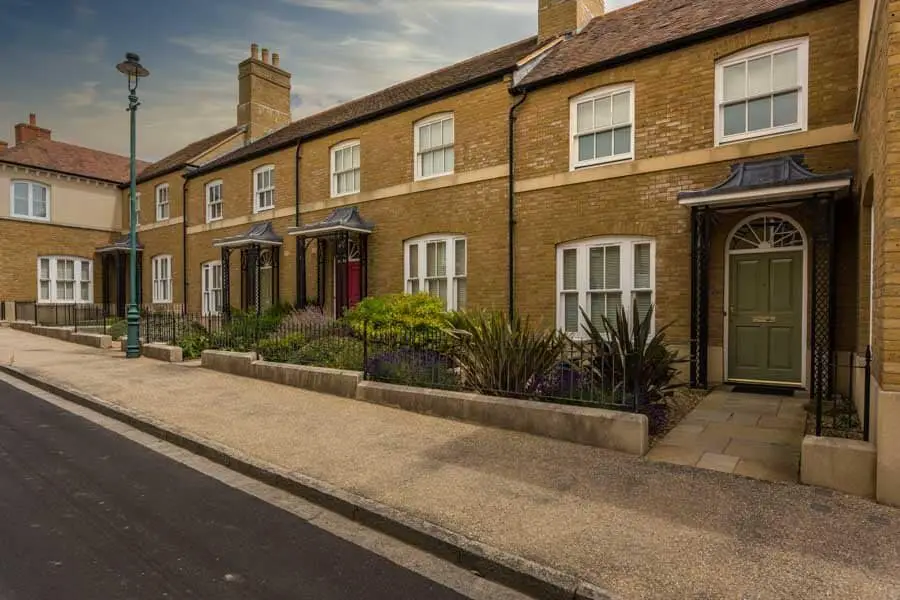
[213,221,282,316]
[288,206,374,314]
[96,234,143,317]
[676,154,852,400]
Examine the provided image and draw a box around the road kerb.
[0,364,616,600]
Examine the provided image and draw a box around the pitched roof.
[516,0,841,89]
[137,125,243,183]
[191,36,538,177]
[0,138,150,184]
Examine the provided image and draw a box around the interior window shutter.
[605,245,620,289]
[563,249,578,290]
[588,247,604,289]
[633,243,652,320]
[455,239,466,276]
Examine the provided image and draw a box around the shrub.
[294,336,364,370]
[534,360,587,400]
[449,311,564,397]
[366,347,459,389]
[580,301,685,433]
[344,294,450,339]
[107,319,126,340]
[176,321,213,359]
[256,333,306,363]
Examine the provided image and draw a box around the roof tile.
[0,138,149,183]
[136,126,243,183]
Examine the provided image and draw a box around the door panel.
[728,251,803,385]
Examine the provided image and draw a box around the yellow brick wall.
[516,1,858,180]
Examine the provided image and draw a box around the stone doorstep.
[654,429,731,453]
[724,438,800,466]
[703,422,803,446]
[696,452,740,473]
[645,444,704,466]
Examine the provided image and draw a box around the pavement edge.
[0,364,616,600]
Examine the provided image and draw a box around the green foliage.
[256,333,306,363]
[107,319,126,340]
[449,311,564,396]
[294,336,364,370]
[343,293,450,338]
[176,321,214,359]
[580,301,685,431]
[221,306,286,351]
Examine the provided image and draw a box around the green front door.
[728,251,803,385]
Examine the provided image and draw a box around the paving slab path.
[1,328,899,600]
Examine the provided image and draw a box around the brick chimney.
[14,113,52,145]
[0,140,7,153]
[237,42,292,144]
[538,0,605,43]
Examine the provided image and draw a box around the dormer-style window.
[253,165,275,213]
[155,183,170,221]
[11,181,49,220]
[715,38,808,145]
[331,140,360,197]
[570,84,634,170]
[414,113,454,181]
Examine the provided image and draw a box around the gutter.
[0,159,123,186]
[513,0,849,93]
[294,141,306,308]
[507,91,528,317]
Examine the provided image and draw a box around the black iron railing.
[12,302,111,334]
[815,346,871,441]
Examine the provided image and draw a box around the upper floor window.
[206,180,223,222]
[331,140,361,197]
[557,237,654,336]
[404,234,466,310]
[11,181,49,220]
[715,38,808,145]
[152,255,173,304]
[155,183,170,221]
[414,114,454,181]
[570,84,634,170]
[37,256,92,303]
[253,165,275,213]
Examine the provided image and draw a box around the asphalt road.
[0,380,474,600]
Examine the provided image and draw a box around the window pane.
[80,281,90,301]
[634,243,651,288]
[723,63,746,102]
[576,101,593,133]
[40,280,50,300]
[33,186,47,218]
[408,244,418,278]
[431,122,443,146]
[747,55,772,96]
[562,249,577,290]
[427,278,448,305]
[352,144,360,168]
[612,92,630,125]
[434,147,444,174]
[747,96,772,131]
[408,279,420,294]
[589,292,604,326]
[589,247,604,289]
[577,134,595,162]
[773,91,799,127]
[419,125,430,150]
[605,292,622,322]
[563,293,579,333]
[13,183,29,215]
[40,258,50,279]
[426,241,446,277]
[455,277,467,310]
[634,291,652,322]
[421,152,433,177]
[613,126,631,155]
[593,96,611,128]
[595,130,612,158]
[605,245,620,288]
[455,239,466,276]
[443,118,454,144]
[445,147,454,172]
[773,49,798,90]
[723,102,746,136]
[80,261,90,281]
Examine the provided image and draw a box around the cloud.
[62,81,101,108]
[83,36,106,64]
[73,1,96,19]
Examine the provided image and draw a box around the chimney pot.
[251,43,259,60]
[29,113,36,126]
[272,53,280,67]
[261,48,270,64]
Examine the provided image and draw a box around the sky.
[0,0,638,162]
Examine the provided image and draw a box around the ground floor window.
[404,234,466,310]
[152,255,173,304]
[557,236,654,335]
[202,260,222,315]
[37,256,93,303]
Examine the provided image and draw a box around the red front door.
[347,261,361,307]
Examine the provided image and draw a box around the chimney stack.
[14,112,51,145]
[0,140,7,153]
[538,0,604,43]
[237,43,291,144]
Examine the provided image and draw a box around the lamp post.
[116,52,149,359]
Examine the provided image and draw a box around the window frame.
[253,165,275,213]
[36,256,93,304]
[201,260,223,316]
[556,236,656,337]
[403,234,467,311]
[413,113,455,182]
[151,255,173,304]
[714,37,809,146]
[569,83,635,171]
[11,180,50,221]
[205,179,223,223]
[330,140,361,198]
[155,183,170,221]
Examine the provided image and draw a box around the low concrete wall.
[143,343,183,363]
[9,321,34,332]
[70,332,112,349]
[201,350,257,377]
[801,435,876,498]
[11,322,112,349]
[356,381,649,455]
[253,361,360,398]
[32,325,73,341]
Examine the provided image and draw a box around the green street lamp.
[116,52,149,359]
